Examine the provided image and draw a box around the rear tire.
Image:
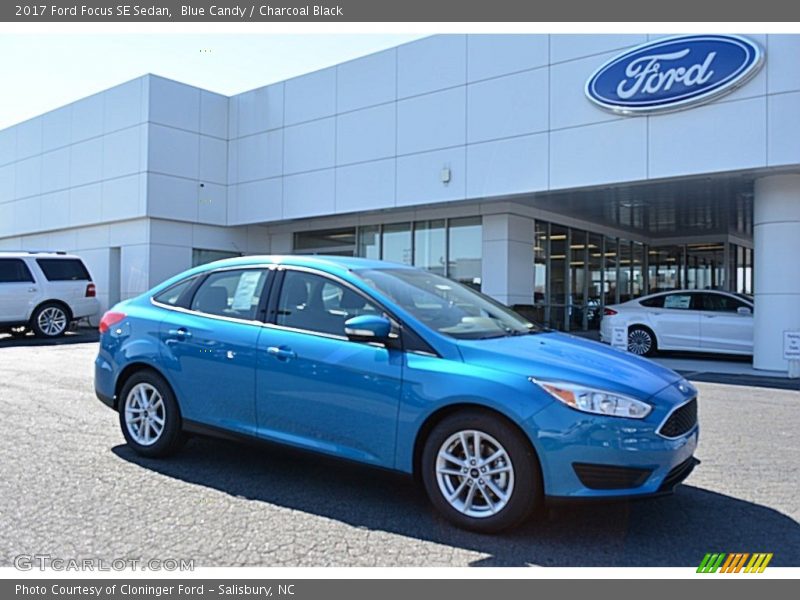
[119,370,184,458]
[628,325,657,356]
[31,303,70,338]
[421,409,543,533]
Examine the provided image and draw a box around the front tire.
[31,303,70,338]
[421,410,543,533]
[119,371,184,458]
[628,325,657,356]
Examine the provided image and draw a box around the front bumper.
[525,385,699,499]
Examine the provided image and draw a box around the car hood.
[457,331,683,400]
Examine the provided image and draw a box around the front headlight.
[531,378,652,419]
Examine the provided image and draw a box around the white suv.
[0,251,100,338]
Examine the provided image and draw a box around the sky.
[0,34,425,129]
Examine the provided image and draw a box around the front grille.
[573,463,653,490]
[658,456,700,492]
[659,398,697,438]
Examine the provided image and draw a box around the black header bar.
[4,0,800,22]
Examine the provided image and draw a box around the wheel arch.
[411,402,542,483]
[29,299,73,323]
[114,362,176,411]
[627,322,658,345]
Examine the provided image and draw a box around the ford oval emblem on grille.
[585,35,763,115]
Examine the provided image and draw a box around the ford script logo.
[585,35,763,115]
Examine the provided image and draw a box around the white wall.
[224,33,799,226]
[0,76,149,240]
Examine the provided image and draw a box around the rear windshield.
[36,258,91,282]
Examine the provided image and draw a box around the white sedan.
[600,290,753,356]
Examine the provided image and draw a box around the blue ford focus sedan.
[95,255,698,532]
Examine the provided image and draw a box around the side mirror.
[344,315,392,342]
[737,306,752,316]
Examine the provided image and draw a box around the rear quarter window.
[639,296,665,308]
[153,276,199,308]
[36,258,91,281]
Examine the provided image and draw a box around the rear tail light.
[85,283,96,297]
[603,308,618,316]
[99,311,126,334]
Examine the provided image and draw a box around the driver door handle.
[168,328,192,338]
[267,346,296,361]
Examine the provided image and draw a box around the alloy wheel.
[628,328,653,355]
[37,307,67,337]
[124,383,166,446]
[435,429,515,519]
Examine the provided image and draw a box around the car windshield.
[355,268,543,339]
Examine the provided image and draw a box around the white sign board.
[611,326,628,351]
[231,271,262,311]
[784,331,800,361]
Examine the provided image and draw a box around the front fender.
[394,352,555,472]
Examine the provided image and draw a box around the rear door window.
[663,293,693,310]
[190,269,269,321]
[36,258,91,281]
[0,259,34,283]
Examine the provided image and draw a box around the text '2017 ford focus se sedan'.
[95,256,698,532]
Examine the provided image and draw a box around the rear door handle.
[28,287,37,293]
[168,328,192,339]
[267,346,296,361]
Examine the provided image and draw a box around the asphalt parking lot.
[1,337,798,567]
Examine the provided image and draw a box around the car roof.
[642,289,739,296]
[200,254,414,273]
[0,251,81,259]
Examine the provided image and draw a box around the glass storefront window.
[382,222,412,265]
[549,224,568,329]
[448,217,482,290]
[569,229,587,330]
[603,236,618,307]
[294,228,356,255]
[632,241,645,297]
[414,220,446,276]
[686,243,726,290]
[357,226,381,260]
[587,233,603,329]
[191,248,241,267]
[533,221,548,323]
[618,240,633,302]
[648,246,682,293]
[733,244,754,295]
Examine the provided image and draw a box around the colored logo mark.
[697,552,773,573]
[585,35,763,115]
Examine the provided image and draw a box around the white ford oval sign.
[585,35,763,115]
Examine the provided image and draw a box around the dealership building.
[1,34,799,371]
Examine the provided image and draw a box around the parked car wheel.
[628,325,657,356]
[31,303,70,338]
[421,410,542,533]
[119,370,184,458]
